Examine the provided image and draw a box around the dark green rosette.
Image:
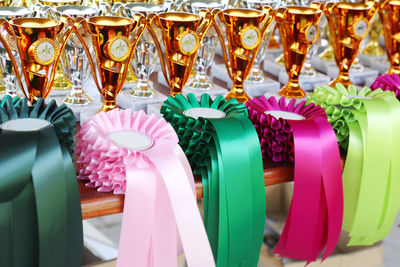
[0,96,82,267]
[307,84,400,246]
[161,93,265,267]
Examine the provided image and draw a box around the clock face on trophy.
[178,30,200,55]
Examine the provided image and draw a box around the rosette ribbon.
[161,93,265,267]
[75,109,215,267]
[370,73,400,99]
[246,96,343,262]
[308,83,400,245]
[0,96,82,267]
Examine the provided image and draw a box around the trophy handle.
[111,2,124,16]
[260,6,275,38]
[275,7,288,22]
[0,19,28,100]
[43,15,74,99]
[367,0,379,21]
[116,13,147,96]
[197,9,214,40]
[147,13,171,88]
[70,17,103,96]
[212,9,233,80]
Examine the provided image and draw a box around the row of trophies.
[0,0,397,114]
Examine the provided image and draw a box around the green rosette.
[161,93,265,267]
[307,84,400,246]
[0,96,82,267]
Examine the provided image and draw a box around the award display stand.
[311,55,338,74]
[263,57,286,77]
[147,102,164,117]
[158,71,228,100]
[326,66,379,85]
[116,88,167,112]
[278,71,331,91]
[358,53,389,74]
[210,63,280,98]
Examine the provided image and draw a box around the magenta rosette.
[75,109,215,267]
[246,96,343,263]
[370,73,400,99]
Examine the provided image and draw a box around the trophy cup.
[179,0,227,97]
[74,15,146,111]
[52,5,101,106]
[325,1,377,86]
[147,10,214,97]
[0,7,34,96]
[213,7,274,102]
[379,0,400,75]
[275,5,322,98]
[0,17,73,103]
[242,0,281,83]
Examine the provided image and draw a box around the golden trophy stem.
[226,78,249,102]
[331,64,351,87]
[279,67,305,98]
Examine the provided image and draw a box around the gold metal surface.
[0,17,74,103]
[276,5,322,98]
[379,0,400,75]
[325,1,378,86]
[213,7,274,103]
[147,11,214,97]
[74,15,146,112]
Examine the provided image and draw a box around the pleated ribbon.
[75,109,215,267]
[0,96,82,267]
[246,96,343,262]
[308,83,400,245]
[370,73,400,99]
[161,93,265,267]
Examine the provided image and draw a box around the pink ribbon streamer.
[75,109,215,267]
[246,96,343,262]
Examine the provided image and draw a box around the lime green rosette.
[161,93,265,267]
[0,96,82,267]
[307,84,400,245]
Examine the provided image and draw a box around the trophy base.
[278,71,331,91]
[117,90,167,112]
[147,102,164,117]
[311,55,337,74]
[263,57,286,77]
[365,76,377,88]
[265,48,283,59]
[182,84,228,100]
[327,67,379,85]
[358,54,389,74]
[264,90,307,105]
[210,63,280,98]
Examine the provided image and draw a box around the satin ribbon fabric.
[370,73,400,99]
[246,96,343,262]
[75,109,215,267]
[161,93,265,267]
[308,84,400,245]
[0,96,82,267]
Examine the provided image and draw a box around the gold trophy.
[0,17,73,103]
[275,4,322,98]
[147,11,214,97]
[379,0,400,75]
[325,1,378,86]
[213,7,274,102]
[74,15,146,112]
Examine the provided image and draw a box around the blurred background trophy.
[74,15,146,112]
[114,2,171,111]
[148,10,214,96]
[325,1,377,86]
[379,0,400,75]
[273,4,322,98]
[0,6,34,96]
[0,17,74,103]
[50,5,101,112]
[213,6,274,102]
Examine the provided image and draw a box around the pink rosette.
[75,109,215,267]
[246,96,343,263]
[371,73,400,99]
